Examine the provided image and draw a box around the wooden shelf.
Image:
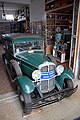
[45,0,73,38]
[47,25,70,27]
[45,4,73,13]
[45,13,71,38]
[45,0,56,5]
[0,22,11,34]
[47,18,70,21]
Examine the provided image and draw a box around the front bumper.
[26,85,78,109]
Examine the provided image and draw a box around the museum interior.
[0,0,80,120]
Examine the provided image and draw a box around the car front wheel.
[63,78,74,97]
[18,86,32,114]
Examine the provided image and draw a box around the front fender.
[55,68,74,89]
[17,76,35,94]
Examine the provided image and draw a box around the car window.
[15,40,44,53]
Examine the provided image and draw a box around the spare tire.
[10,60,22,82]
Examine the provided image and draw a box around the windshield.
[14,40,44,53]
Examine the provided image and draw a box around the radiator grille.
[40,65,55,93]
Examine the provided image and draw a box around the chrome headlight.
[32,70,41,82]
[56,65,64,75]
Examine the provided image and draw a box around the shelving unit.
[46,12,72,38]
[0,21,11,34]
[0,21,12,42]
[45,0,73,38]
[45,0,73,12]
[45,0,74,69]
[15,6,30,33]
[10,22,20,33]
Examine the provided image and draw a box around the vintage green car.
[1,33,77,114]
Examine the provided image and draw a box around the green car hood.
[15,51,50,68]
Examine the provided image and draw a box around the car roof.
[2,33,45,43]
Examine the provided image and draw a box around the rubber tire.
[18,86,32,114]
[63,78,74,97]
[23,94,32,114]
[10,60,22,81]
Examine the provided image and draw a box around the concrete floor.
[0,80,80,120]
[0,45,14,94]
